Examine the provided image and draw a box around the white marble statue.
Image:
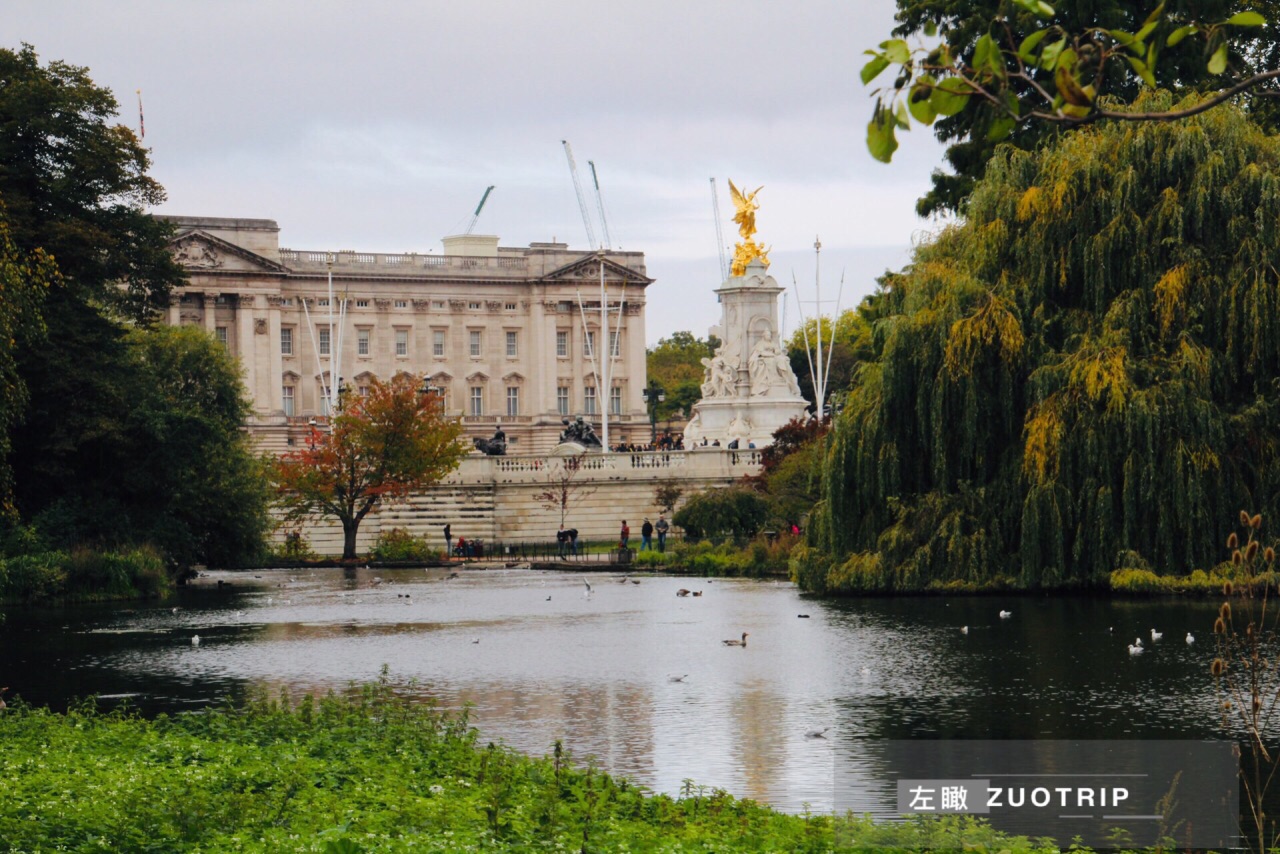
[749,330,800,396]
[699,352,738,399]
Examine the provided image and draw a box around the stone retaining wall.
[282,448,761,556]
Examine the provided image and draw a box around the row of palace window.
[277,327,621,360]
[281,383,623,418]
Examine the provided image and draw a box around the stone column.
[268,298,284,413]
[236,294,257,405]
[202,293,218,334]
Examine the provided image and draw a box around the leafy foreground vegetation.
[0,680,1074,853]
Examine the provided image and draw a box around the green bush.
[0,546,170,602]
[266,528,318,562]
[371,528,438,562]
[673,486,771,540]
[0,551,67,600]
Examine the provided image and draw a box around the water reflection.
[0,568,1232,812]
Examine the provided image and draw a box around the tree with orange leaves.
[272,373,467,560]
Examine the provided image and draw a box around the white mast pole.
[600,251,609,452]
[814,236,824,416]
[328,258,338,416]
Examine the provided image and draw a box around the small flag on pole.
[136,89,145,140]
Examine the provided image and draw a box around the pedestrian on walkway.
[655,515,670,553]
[443,523,452,559]
[567,528,579,556]
[556,524,568,560]
[619,520,630,550]
[641,518,654,551]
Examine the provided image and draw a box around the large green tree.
[645,331,719,423]
[871,1,1280,214]
[20,324,273,567]
[0,44,185,522]
[803,95,1280,592]
[0,208,56,518]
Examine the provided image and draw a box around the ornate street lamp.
[641,381,666,445]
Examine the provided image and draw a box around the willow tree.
[800,94,1280,593]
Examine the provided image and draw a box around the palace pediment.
[541,255,652,286]
[169,230,290,274]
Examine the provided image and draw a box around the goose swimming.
[722,632,749,647]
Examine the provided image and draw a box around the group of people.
[620,516,670,552]
[443,522,482,558]
[610,436,684,453]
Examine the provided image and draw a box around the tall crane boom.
[588,160,612,250]
[465,185,495,235]
[710,177,728,281]
[561,140,598,249]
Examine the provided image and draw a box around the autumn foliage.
[273,374,467,559]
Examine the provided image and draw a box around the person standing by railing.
[655,515,670,553]
[641,518,654,551]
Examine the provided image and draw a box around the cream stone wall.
[161,217,655,453]
[280,448,762,557]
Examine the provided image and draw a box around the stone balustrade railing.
[278,249,529,271]
[451,448,760,484]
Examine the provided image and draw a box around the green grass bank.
[0,678,1073,853]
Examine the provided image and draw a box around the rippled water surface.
[0,567,1228,812]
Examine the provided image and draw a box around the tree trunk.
[342,519,360,560]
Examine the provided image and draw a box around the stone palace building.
[161,216,655,454]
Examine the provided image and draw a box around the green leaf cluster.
[807,95,1280,592]
[880,1,1280,215]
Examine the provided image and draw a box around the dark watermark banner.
[836,740,1238,848]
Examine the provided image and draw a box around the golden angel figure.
[728,179,763,240]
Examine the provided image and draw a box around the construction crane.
[464,185,495,235]
[588,160,612,250]
[561,141,598,249]
[710,177,728,281]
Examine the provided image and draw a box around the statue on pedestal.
[699,352,738,399]
[558,416,602,449]
[729,180,771,276]
[749,330,801,397]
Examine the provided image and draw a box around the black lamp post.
[641,381,666,444]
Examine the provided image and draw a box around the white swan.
[1186,632,1195,644]
[1128,643,1144,655]
[191,635,201,646]
[960,626,969,635]
[1150,628,1163,641]
[999,610,1012,619]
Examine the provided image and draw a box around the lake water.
[0,567,1232,814]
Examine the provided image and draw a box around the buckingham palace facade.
[161,216,654,454]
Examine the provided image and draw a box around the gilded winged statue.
[728,179,762,240]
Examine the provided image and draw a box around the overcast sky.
[10,1,951,345]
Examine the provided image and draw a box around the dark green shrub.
[0,551,68,599]
[673,487,771,540]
